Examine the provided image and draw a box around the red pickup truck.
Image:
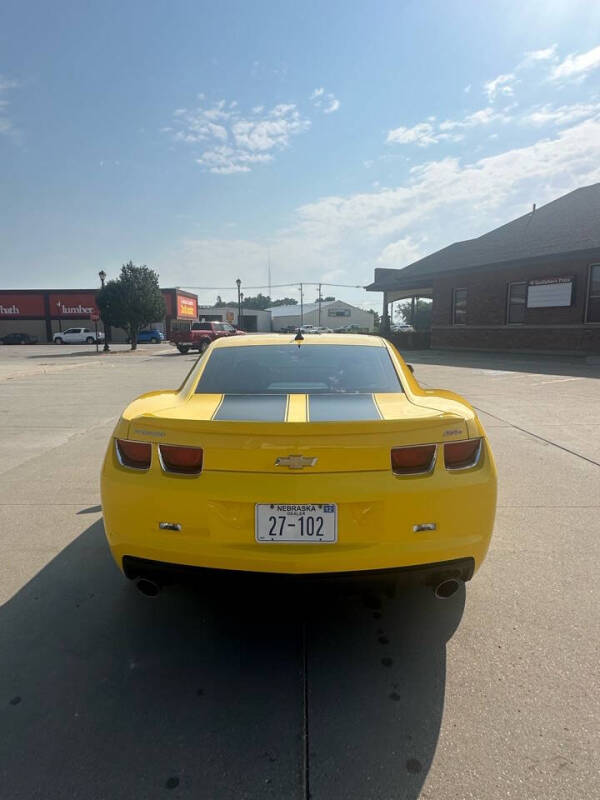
[170,321,245,354]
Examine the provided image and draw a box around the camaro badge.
[275,455,318,469]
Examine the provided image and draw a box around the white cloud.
[163,118,600,297]
[168,99,310,173]
[376,237,426,267]
[464,84,471,94]
[439,106,511,131]
[520,44,558,67]
[388,107,510,147]
[387,121,438,147]
[310,87,340,114]
[483,73,516,101]
[521,102,600,127]
[550,45,600,82]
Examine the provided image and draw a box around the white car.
[53,327,105,345]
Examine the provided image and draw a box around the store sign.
[0,293,45,317]
[177,295,198,318]
[527,277,574,309]
[50,293,99,317]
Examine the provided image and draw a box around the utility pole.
[300,283,304,326]
[318,283,322,326]
[236,278,243,330]
[267,249,271,300]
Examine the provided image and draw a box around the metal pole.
[236,278,242,330]
[318,283,322,326]
[98,270,110,352]
[300,283,304,326]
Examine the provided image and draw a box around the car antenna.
[294,328,304,348]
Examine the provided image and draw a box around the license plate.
[255,504,337,543]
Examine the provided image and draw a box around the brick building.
[0,287,199,343]
[367,183,600,354]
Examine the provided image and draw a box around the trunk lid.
[126,392,469,474]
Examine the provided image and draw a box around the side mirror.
[407,364,414,374]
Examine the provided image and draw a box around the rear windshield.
[195,344,402,394]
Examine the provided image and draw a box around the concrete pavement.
[0,344,598,799]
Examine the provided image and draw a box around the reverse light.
[115,439,152,470]
[391,444,436,475]
[444,439,482,470]
[159,444,204,475]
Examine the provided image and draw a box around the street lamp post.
[236,278,243,331]
[98,270,110,352]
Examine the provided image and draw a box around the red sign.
[176,294,198,319]
[50,293,99,318]
[0,293,45,317]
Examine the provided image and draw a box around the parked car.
[0,332,39,345]
[131,329,165,344]
[169,321,244,354]
[53,327,105,345]
[391,324,415,333]
[101,333,497,599]
[335,324,365,333]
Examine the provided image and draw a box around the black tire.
[55,337,64,345]
[86,337,95,344]
[177,345,190,354]
[199,339,210,354]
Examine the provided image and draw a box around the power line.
[179,281,367,291]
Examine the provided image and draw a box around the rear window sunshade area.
[195,344,402,395]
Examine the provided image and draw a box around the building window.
[507,281,527,324]
[586,264,600,323]
[452,288,467,325]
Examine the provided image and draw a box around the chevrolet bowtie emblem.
[275,455,318,469]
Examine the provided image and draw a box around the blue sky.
[1,0,600,308]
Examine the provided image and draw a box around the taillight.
[115,439,151,470]
[444,439,482,470]
[391,444,436,475]
[159,444,203,475]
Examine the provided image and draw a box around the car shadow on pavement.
[0,521,463,800]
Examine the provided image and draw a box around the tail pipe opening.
[136,578,161,597]
[433,577,463,600]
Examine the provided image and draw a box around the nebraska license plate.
[255,504,337,543]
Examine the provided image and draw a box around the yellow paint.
[286,394,308,423]
[101,335,497,577]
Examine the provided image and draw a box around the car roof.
[210,333,386,349]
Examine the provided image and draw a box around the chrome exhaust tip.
[136,578,160,597]
[433,578,462,600]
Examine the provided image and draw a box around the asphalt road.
[0,343,598,799]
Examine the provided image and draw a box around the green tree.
[96,262,166,350]
[269,297,298,307]
[242,293,272,310]
[396,299,432,330]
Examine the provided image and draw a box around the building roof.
[267,300,337,317]
[368,183,600,290]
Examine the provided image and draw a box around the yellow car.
[101,334,497,598]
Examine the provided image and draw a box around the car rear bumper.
[121,554,475,588]
[101,443,496,577]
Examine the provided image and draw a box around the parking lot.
[0,343,598,799]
